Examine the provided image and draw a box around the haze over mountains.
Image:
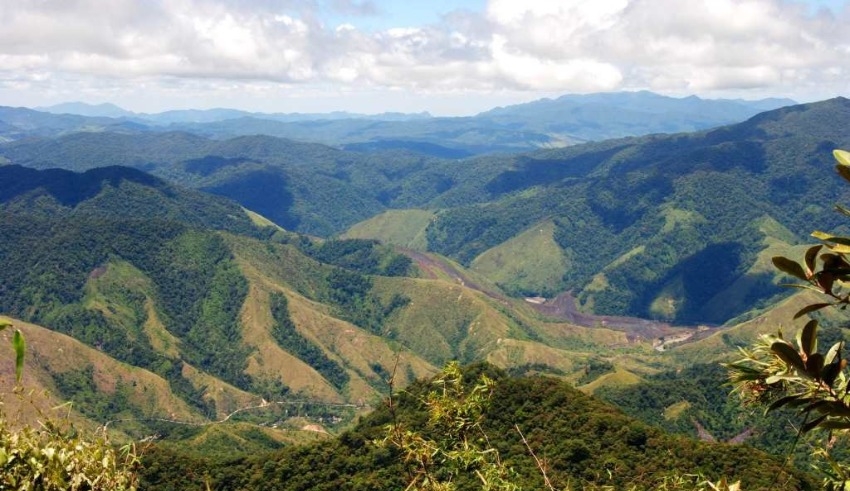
[0,91,846,488]
[4,91,794,155]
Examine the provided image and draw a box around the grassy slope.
[0,316,201,428]
[7,214,822,443]
[693,217,803,322]
[663,291,825,365]
[220,233,660,403]
[229,235,438,402]
[470,219,568,296]
[342,209,435,249]
[82,258,261,421]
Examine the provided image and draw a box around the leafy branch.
[377,362,519,491]
[728,149,850,490]
[0,318,24,384]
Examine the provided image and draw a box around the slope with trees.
[138,363,814,490]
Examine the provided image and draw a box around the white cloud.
[0,0,848,113]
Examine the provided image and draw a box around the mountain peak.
[36,101,134,118]
[0,164,260,235]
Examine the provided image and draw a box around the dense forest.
[138,365,815,490]
[3,97,850,490]
[4,99,850,324]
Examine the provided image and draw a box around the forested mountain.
[1,96,846,488]
[0,165,260,235]
[1,98,845,324]
[0,132,446,235]
[138,365,814,490]
[0,165,681,439]
[350,97,850,324]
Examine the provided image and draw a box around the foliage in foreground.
[139,363,810,490]
[0,410,139,491]
[379,362,744,491]
[0,319,139,490]
[727,149,850,490]
[378,361,520,491]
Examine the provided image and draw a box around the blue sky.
[331,0,843,30]
[0,0,848,115]
[324,0,487,31]
[805,0,847,12]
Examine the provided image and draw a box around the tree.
[380,362,743,491]
[727,149,850,490]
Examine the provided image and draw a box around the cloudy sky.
[1,0,848,115]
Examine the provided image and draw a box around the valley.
[1,93,848,489]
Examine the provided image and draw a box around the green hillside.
[138,365,815,490]
[415,98,850,323]
[3,104,850,488]
[470,220,569,297]
[0,164,261,236]
[342,209,434,249]
[0,132,450,235]
[0,165,669,439]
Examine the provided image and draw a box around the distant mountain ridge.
[36,101,134,118]
[37,101,433,123]
[477,90,796,140]
[38,91,794,126]
[13,91,795,154]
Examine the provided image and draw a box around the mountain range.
[3,91,793,154]
[3,97,847,325]
[0,92,845,488]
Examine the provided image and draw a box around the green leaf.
[834,149,850,167]
[805,245,823,275]
[766,394,804,414]
[771,341,807,373]
[765,374,797,384]
[12,329,25,384]
[772,257,809,281]
[803,399,836,415]
[818,420,850,431]
[802,414,828,433]
[794,303,832,320]
[809,401,850,417]
[829,243,850,254]
[781,283,827,293]
[817,272,836,294]
[835,204,850,218]
[825,341,843,365]
[798,319,818,355]
[812,231,850,246]
[785,397,817,409]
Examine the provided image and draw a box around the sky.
[1,0,849,116]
